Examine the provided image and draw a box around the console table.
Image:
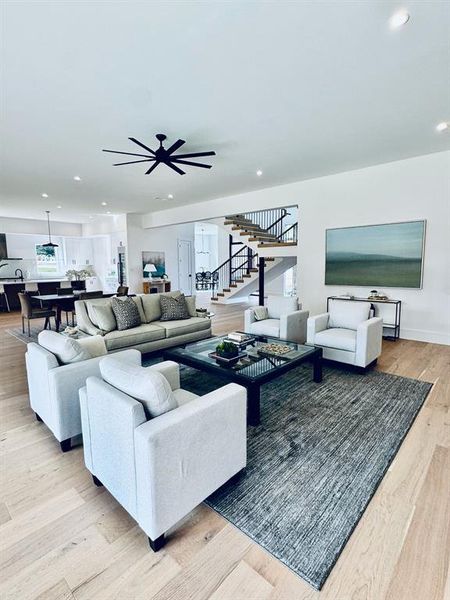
[142,279,171,294]
[327,296,402,341]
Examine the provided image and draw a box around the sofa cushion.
[140,291,181,323]
[314,328,357,352]
[267,296,298,319]
[249,318,280,338]
[160,294,190,321]
[111,297,141,331]
[328,300,370,331]
[86,299,116,333]
[103,323,165,350]
[185,295,197,317]
[77,335,107,358]
[253,306,269,321]
[100,357,177,419]
[38,330,91,364]
[154,317,211,338]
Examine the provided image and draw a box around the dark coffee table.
[163,334,322,426]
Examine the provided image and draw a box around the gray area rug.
[6,326,41,344]
[144,357,432,590]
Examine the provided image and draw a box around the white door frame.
[177,238,193,295]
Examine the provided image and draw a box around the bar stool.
[0,284,10,312]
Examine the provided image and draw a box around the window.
[35,244,58,274]
[283,266,297,296]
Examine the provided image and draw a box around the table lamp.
[144,263,157,278]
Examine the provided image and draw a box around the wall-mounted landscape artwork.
[142,251,165,278]
[325,220,426,288]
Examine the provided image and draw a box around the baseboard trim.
[399,328,450,346]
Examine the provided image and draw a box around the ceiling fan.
[102,133,216,176]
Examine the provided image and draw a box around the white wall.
[126,214,195,294]
[141,151,450,344]
[0,216,82,237]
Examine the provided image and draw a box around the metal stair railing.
[211,246,258,298]
[276,222,298,243]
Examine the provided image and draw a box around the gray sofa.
[75,292,211,353]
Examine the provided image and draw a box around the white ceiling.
[1,1,449,223]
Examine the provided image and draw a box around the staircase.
[224,209,298,250]
[211,208,298,304]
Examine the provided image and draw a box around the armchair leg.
[28,319,31,337]
[35,412,43,422]
[22,316,25,334]
[92,475,103,487]
[148,534,165,552]
[60,438,71,452]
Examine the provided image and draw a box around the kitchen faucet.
[15,268,24,281]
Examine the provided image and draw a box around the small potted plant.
[214,340,240,366]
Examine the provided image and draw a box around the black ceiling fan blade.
[103,149,152,158]
[165,161,185,175]
[145,161,160,175]
[165,139,186,155]
[171,159,212,169]
[113,158,155,166]
[171,151,216,159]
[129,137,156,155]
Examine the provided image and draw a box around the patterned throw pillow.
[111,297,141,331]
[159,293,191,321]
[253,306,269,321]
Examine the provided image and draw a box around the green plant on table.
[216,341,239,359]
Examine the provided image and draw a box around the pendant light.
[197,227,209,255]
[43,210,59,248]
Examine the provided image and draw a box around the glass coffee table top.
[165,333,318,382]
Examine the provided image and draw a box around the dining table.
[31,293,115,332]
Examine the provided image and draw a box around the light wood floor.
[0,305,449,600]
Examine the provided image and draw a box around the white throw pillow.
[38,331,91,364]
[99,356,177,419]
[86,300,117,332]
[253,306,269,321]
[77,335,107,358]
[328,300,370,331]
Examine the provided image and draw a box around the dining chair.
[79,291,104,300]
[18,292,56,336]
[57,287,76,326]
[0,284,10,312]
[116,285,129,296]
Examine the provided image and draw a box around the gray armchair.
[244,295,309,343]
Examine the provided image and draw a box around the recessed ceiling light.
[73,175,81,181]
[101,202,107,206]
[436,121,449,132]
[106,211,111,214]
[89,215,93,219]
[389,10,410,29]
[57,205,62,209]
[256,169,263,176]
[168,193,174,199]
[41,193,49,198]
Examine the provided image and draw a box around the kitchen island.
[0,279,74,311]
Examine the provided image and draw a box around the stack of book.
[225,332,254,348]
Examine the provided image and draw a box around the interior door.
[178,239,193,295]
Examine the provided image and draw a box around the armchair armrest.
[280,309,310,343]
[356,317,383,367]
[134,383,247,540]
[48,348,141,441]
[307,313,329,344]
[146,360,180,391]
